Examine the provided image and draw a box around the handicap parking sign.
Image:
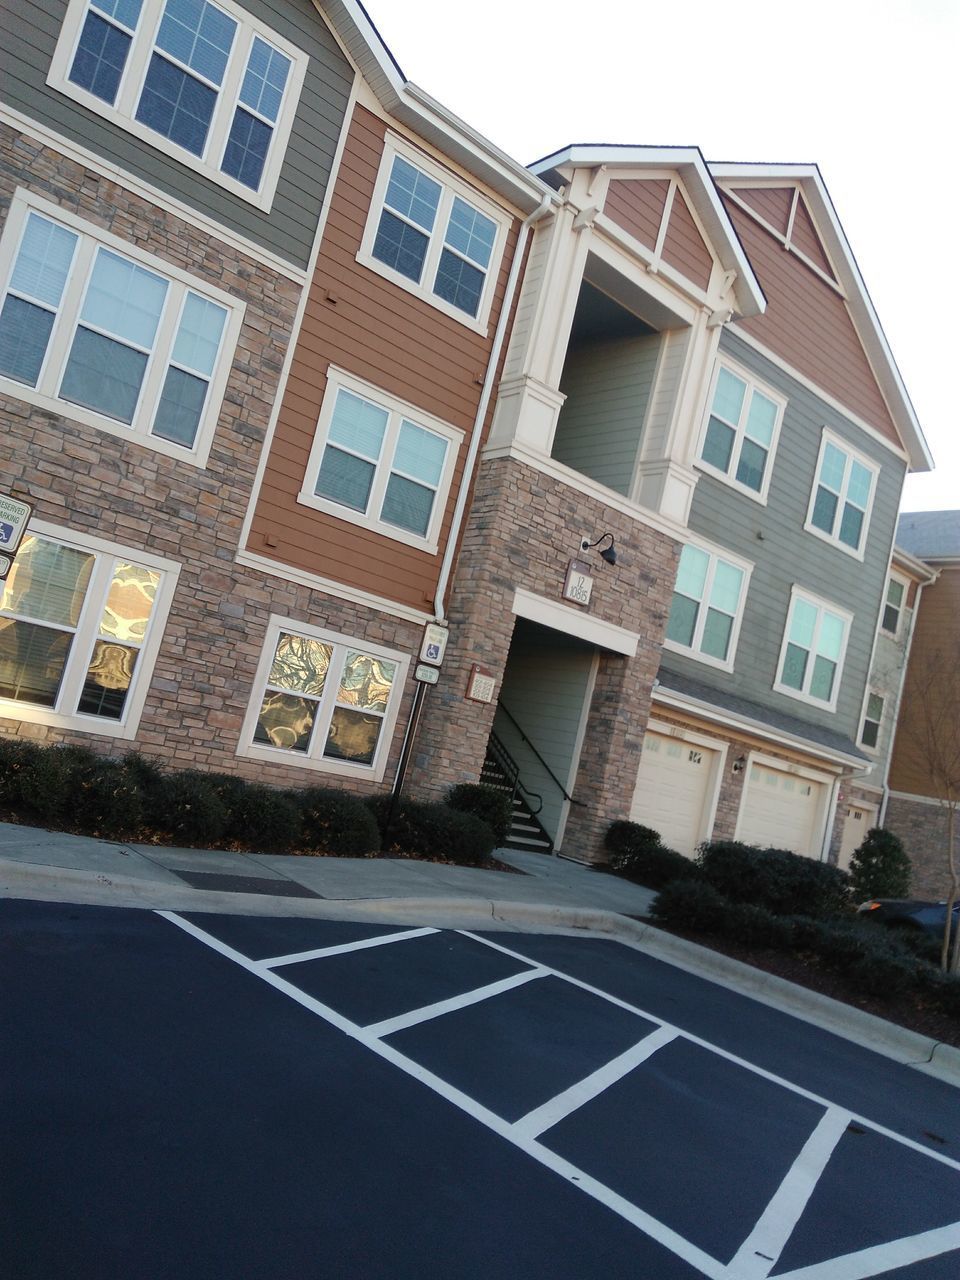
[0,493,32,578]
[0,521,14,547]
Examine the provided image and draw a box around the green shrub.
[0,737,42,805]
[918,967,960,1018]
[120,752,166,825]
[605,821,699,888]
[72,757,145,840]
[368,795,495,865]
[297,788,380,856]
[724,902,798,950]
[156,771,227,846]
[697,839,849,920]
[203,771,251,813]
[447,783,512,845]
[226,784,303,853]
[16,744,100,822]
[846,947,918,1000]
[651,878,728,932]
[848,828,911,901]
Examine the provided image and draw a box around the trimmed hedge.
[447,783,512,845]
[297,788,380,856]
[603,820,697,888]
[696,839,850,920]
[225,783,303,853]
[367,795,495,865]
[157,771,228,846]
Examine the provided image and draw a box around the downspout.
[433,191,554,622]
[879,575,932,825]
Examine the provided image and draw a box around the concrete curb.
[2,856,958,1088]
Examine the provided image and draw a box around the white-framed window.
[696,359,785,502]
[0,520,179,737]
[298,368,463,554]
[0,190,242,467]
[881,574,907,636]
[860,690,884,750]
[804,430,878,558]
[47,0,308,210]
[357,136,507,332]
[664,539,752,671]
[237,616,408,781]
[774,587,852,711]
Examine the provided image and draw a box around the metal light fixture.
[581,532,617,566]
[732,755,746,774]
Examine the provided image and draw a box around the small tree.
[896,641,960,972]
[848,828,911,902]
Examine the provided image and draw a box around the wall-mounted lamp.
[581,532,617,566]
[732,755,746,775]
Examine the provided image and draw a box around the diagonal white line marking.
[263,927,437,968]
[513,1025,678,1141]
[158,911,729,1280]
[456,931,960,1176]
[729,1106,850,1279]
[773,1219,960,1280]
[364,968,547,1039]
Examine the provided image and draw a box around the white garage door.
[631,732,717,857]
[738,762,825,857]
[837,803,878,872]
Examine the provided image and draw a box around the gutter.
[433,192,554,621]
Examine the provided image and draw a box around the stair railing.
[496,702,585,806]
[487,729,545,816]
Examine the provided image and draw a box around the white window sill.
[663,637,736,674]
[773,679,839,714]
[236,740,390,783]
[802,519,867,562]
[694,458,770,506]
[295,488,441,555]
[355,249,491,337]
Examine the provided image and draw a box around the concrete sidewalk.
[1,819,958,1086]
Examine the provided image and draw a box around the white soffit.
[511,589,639,655]
[710,162,933,474]
[529,144,766,319]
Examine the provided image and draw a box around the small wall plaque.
[466,663,496,703]
[562,558,594,607]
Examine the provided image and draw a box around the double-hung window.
[0,523,178,736]
[0,192,240,465]
[239,617,408,780]
[805,430,878,557]
[860,691,884,750]
[298,369,462,553]
[697,361,785,501]
[359,138,505,330]
[49,0,307,206]
[775,588,852,710]
[881,575,906,636]
[664,541,751,670]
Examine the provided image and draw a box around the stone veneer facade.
[884,795,955,899]
[407,455,681,860]
[0,124,423,790]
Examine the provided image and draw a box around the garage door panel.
[631,732,717,857]
[738,763,825,858]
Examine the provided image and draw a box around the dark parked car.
[858,898,960,938]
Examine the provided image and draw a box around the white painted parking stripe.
[512,1024,678,1142]
[158,911,728,1280]
[458,931,960,1176]
[363,967,547,1039]
[729,1106,850,1279]
[773,1219,960,1280]
[262,927,437,968]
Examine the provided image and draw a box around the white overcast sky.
[371,0,957,514]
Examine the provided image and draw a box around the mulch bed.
[658,923,960,1050]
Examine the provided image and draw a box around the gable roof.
[529,144,765,318]
[319,2,552,213]
[897,510,960,560]
[710,164,932,473]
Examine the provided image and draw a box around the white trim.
[727,326,910,465]
[47,0,308,212]
[773,586,854,713]
[356,132,509,334]
[734,749,835,857]
[803,428,879,562]
[0,517,180,738]
[554,649,599,853]
[0,104,307,283]
[641,716,729,851]
[719,185,845,297]
[0,189,244,468]
[652,685,861,770]
[857,688,884,755]
[694,354,786,506]
[296,366,463,555]
[511,588,638,656]
[236,613,409,781]
[663,534,754,674]
[880,569,910,638]
[233,549,432,625]
[887,790,948,808]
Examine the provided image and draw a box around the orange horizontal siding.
[605,178,668,250]
[661,189,713,291]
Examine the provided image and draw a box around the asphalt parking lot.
[3,899,960,1278]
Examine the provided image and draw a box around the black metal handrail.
[487,729,545,816]
[497,702,585,806]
